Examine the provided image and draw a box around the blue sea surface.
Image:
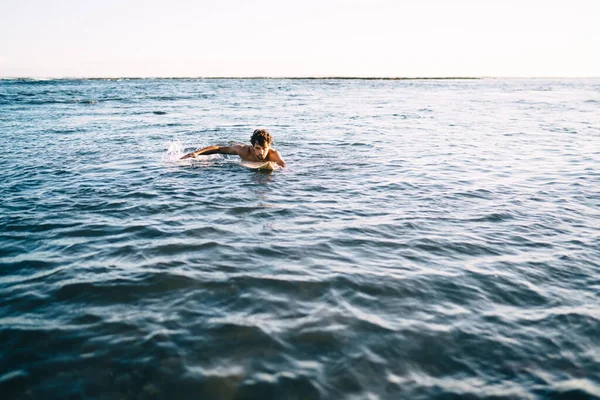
[1,77,599,399]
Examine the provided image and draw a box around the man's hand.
[180,152,196,160]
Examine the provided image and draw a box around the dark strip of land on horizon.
[4,76,483,80]
[187,77,482,80]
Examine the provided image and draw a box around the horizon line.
[1,76,482,80]
[1,76,599,81]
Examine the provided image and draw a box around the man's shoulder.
[267,148,286,167]
[267,148,281,158]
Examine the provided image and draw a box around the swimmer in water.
[180,129,286,167]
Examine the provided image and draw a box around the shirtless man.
[180,129,286,167]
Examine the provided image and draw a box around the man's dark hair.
[250,129,273,146]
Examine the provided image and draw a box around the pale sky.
[1,0,598,77]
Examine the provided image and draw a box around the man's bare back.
[180,129,286,167]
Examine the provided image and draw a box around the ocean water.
[1,77,599,400]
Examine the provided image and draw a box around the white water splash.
[162,140,223,165]
[162,140,185,163]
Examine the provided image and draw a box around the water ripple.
[1,78,600,399]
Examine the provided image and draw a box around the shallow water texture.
[1,78,600,400]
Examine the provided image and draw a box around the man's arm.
[180,145,243,159]
[270,149,286,167]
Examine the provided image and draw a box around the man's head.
[250,129,273,160]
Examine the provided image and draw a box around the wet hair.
[250,129,273,147]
